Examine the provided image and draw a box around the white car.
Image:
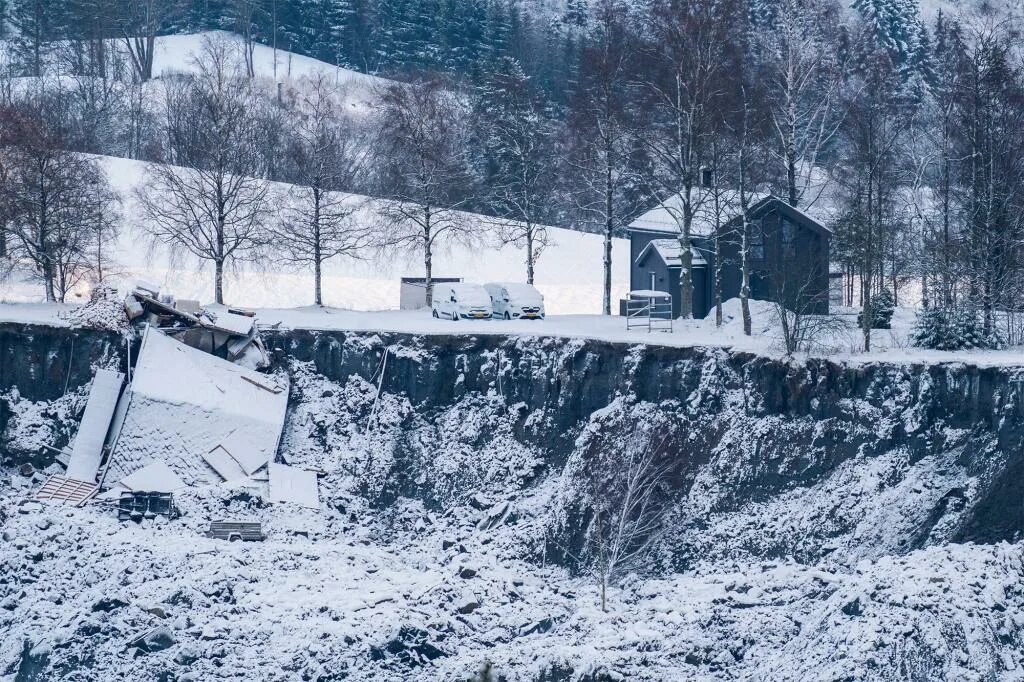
[431,283,493,321]
[484,282,546,320]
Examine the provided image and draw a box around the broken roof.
[201,309,256,336]
[105,328,288,487]
[65,369,124,483]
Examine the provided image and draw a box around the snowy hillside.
[0,31,395,112]
[0,155,630,315]
[148,32,392,113]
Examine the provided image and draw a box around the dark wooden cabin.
[627,195,832,318]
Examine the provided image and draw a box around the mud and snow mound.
[61,284,131,335]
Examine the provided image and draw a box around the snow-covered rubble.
[1,482,1022,681]
[2,326,1024,680]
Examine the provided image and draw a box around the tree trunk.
[712,142,723,327]
[738,93,751,336]
[313,195,323,306]
[424,212,434,307]
[740,219,751,336]
[41,250,56,302]
[676,73,693,320]
[526,225,535,285]
[144,34,155,81]
[787,100,798,206]
[214,258,225,305]
[603,141,614,316]
[314,259,323,307]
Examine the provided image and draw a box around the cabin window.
[782,220,796,258]
[750,226,764,260]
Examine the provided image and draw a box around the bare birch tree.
[136,38,271,304]
[638,0,733,319]
[755,0,846,208]
[271,75,372,306]
[1,106,120,301]
[567,0,638,315]
[375,78,477,307]
[476,57,558,284]
[587,436,671,612]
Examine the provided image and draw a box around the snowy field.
[0,153,631,316]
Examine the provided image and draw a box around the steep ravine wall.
[2,323,1023,563]
[266,329,1024,567]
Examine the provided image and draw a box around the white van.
[484,282,546,320]
[431,283,493,320]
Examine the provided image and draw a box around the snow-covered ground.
[148,31,391,115]
[2,469,1022,681]
[1,31,393,113]
[4,294,1023,367]
[0,153,631,316]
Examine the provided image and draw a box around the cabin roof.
[629,193,831,238]
[635,238,708,268]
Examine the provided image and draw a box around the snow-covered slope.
[149,31,392,113]
[0,154,631,315]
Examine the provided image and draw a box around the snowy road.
[2,299,1023,367]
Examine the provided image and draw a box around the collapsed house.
[124,282,268,368]
[104,326,289,488]
[35,284,321,511]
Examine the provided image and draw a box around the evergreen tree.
[7,0,65,76]
[857,287,895,329]
[912,307,1002,350]
[851,0,928,77]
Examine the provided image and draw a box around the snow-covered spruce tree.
[857,287,895,329]
[851,0,929,78]
[911,306,1001,350]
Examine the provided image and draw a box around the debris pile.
[63,283,133,335]
[31,280,318,518]
[124,281,268,369]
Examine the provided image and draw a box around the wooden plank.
[36,475,98,505]
[65,369,124,482]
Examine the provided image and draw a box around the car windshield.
[451,285,490,306]
[502,283,543,302]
